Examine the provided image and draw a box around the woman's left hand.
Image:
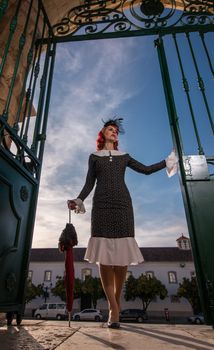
[165,150,178,177]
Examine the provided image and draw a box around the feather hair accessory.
[102,116,125,134]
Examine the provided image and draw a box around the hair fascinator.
[102,116,125,134]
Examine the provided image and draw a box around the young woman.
[67,118,177,329]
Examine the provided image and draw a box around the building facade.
[26,236,195,319]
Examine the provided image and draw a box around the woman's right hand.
[67,200,77,210]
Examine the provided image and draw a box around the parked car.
[188,313,204,324]
[72,309,103,321]
[34,303,67,320]
[119,309,148,323]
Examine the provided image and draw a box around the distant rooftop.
[176,234,190,241]
[30,247,193,263]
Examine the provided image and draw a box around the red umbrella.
[65,247,74,326]
[58,209,78,327]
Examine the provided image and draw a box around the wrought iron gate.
[0,0,56,324]
[156,32,214,325]
[0,0,213,325]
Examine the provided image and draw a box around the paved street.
[0,319,214,350]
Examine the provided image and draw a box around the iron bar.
[155,36,184,175]
[172,33,204,155]
[31,36,52,155]
[199,31,214,78]
[185,32,214,134]
[38,41,56,165]
[0,0,22,82]
[20,43,39,140]
[13,2,41,131]
[22,19,46,145]
[38,0,54,37]
[2,0,33,121]
[156,34,209,323]
[0,0,8,22]
[0,116,40,171]
[38,25,214,45]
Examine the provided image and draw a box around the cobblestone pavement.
[0,319,214,350]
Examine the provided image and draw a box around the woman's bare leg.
[99,264,119,322]
[114,266,128,312]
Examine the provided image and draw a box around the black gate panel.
[0,154,37,310]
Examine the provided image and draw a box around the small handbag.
[58,209,78,252]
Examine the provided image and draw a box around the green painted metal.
[156,35,214,325]
[0,0,8,22]
[2,0,33,122]
[172,33,204,155]
[0,0,55,325]
[185,32,214,134]
[21,22,46,144]
[13,5,41,132]
[0,0,22,85]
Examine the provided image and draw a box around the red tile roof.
[176,234,190,241]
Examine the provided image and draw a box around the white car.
[72,308,103,321]
[34,303,67,320]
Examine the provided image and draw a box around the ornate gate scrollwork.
[52,0,214,39]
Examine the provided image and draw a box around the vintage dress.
[77,150,166,266]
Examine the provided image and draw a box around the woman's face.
[103,125,118,143]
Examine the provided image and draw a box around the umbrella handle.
[69,208,71,224]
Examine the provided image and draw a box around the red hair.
[96,129,118,151]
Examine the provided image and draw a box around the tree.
[73,278,83,299]
[51,276,82,302]
[124,275,138,301]
[51,276,66,302]
[25,278,43,304]
[82,276,106,308]
[177,276,201,314]
[124,274,168,310]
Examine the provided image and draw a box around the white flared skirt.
[84,237,144,266]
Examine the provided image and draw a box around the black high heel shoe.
[107,322,120,329]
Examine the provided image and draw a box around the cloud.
[32,37,188,250]
[135,221,189,247]
[32,37,142,247]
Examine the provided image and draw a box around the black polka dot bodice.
[77,151,166,239]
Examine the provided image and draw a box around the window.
[82,268,92,281]
[28,270,33,281]
[191,271,196,278]
[83,309,96,313]
[168,271,177,284]
[48,304,57,309]
[170,295,180,303]
[126,271,132,280]
[183,240,189,249]
[44,271,52,282]
[178,241,182,249]
[146,271,154,279]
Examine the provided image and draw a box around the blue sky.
[32,32,213,248]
